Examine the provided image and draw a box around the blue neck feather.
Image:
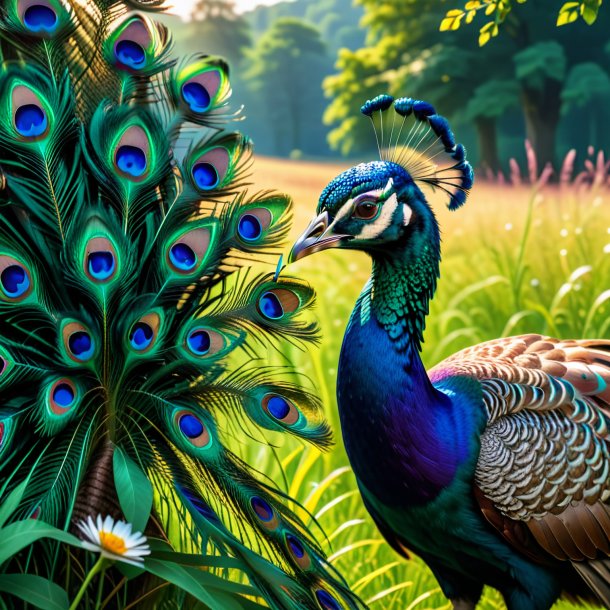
[337,247,478,508]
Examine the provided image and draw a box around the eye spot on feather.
[175,410,211,448]
[286,534,304,557]
[238,214,262,241]
[251,496,280,530]
[62,321,96,363]
[69,332,94,360]
[113,126,151,181]
[251,497,273,521]
[192,162,218,189]
[115,40,146,69]
[22,4,58,33]
[15,104,47,138]
[88,252,114,280]
[128,312,160,353]
[180,414,203,437]
[285,533,311,569]
[12,86,49,140]
[169,243,196,271]
[49,378,77,414]
[180,69,224,113]
[258,291,283,319]
[187,329,210,355]
[189,148,230,192]
[85,237,118,283]
[262,394,299,425]
[115,145,147,177]
[267,396,289,419]
[315,589,342,610]
[166,227,213,277]
[237,209,271,243]
[130,322,153,350]
[0,263,30,300]
[257,289,299,320]
[183,327,225,359]
[109,15,153,71]
[182,82,211,112]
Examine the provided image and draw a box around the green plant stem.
[69,556,107,610]
[512,187,537,310]
[95,561,108,608]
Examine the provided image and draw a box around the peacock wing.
[430,335,610,573]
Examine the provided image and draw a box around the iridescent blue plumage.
[291,95,610,610]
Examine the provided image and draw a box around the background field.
[236,155,610,609]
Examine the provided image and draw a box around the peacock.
[0,1,362,608]
[290,94,610,610]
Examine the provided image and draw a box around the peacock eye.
[353,200,379,220]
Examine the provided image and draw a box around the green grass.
[230,174,610,609]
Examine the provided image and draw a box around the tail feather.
[0,1,362,607]
[573,559,610,608]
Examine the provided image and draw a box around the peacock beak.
[289,211,352,263]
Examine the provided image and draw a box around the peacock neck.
[369,243,439,353]
[337,246,470,508]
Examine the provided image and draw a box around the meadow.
[236,155,610,609]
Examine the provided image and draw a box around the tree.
[440,0,603,47]
[182,0,251,66]
[399,42,517,172]
[242,18,332,156]
[464,80,520,172]
[324,0,610,171]
[561,62,610,149]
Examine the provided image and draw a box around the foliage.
[324,0,610,173]
[242,18,333,156]
[440,0,603,47]
[186,0,251,65]
[246,0,365,57]
[0,480,274,608]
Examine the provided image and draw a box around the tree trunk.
[475,116,501,175]
[520,78,562,172]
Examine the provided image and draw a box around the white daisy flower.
[77,515,150,566]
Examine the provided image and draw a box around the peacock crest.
[0,1,360,608]
[359,93,473,210]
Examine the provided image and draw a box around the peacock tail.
[0,2,360,608]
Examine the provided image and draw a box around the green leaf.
[117,561,146,581]
[514,41,567,87]
[581,4,599,23]
[439,9,465,31]
[0,574,69,610]
[0,520,80,565]
[0,480,28,528]
[113,447,153,532]
[144,558,254,610]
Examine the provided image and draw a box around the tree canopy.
[241,18,333,156]
[441,0,603,47]
[324,0,610,172]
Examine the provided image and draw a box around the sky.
[168,0,284,19]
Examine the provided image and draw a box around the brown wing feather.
[430,334,610,566]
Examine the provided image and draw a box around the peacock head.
[289,95,473,263]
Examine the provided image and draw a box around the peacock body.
[0,1,361,608]
[290,95,610,610]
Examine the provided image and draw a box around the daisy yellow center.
[99,530,127,555]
